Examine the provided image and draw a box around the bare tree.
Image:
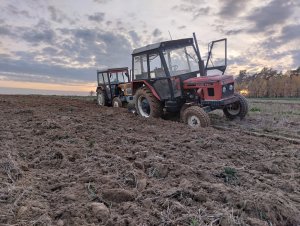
[89,90,95,96]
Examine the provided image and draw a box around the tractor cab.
[96,67,132,107]
[131,33,248,127]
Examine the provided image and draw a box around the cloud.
[218,0,248,18]
[47,5,76,24]
[193,7,210,20]
[152,28,162,37]
[172,4,210,20]
[48,6,65,23]
[246,0,296,32]
[0,56,95,83]
[291,51,300,68]
[225,28,244,36]
[259,22,300,50]
[21,19,56,45]
[5,4,31,18]
[42,47,58,55]
[0,25,12,36]
[281,23,300,43]
[22,28,56,45]
[88,12,105,22]
[129,30,140,46]
[93,0,111,3]
[0,17,135,84]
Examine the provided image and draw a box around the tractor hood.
[184,75,234,85]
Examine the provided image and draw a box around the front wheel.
[223,93,248,120]
[134,87,163,118]
[182,106,210,128]
[112,97,122,107]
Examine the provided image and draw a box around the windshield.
[163,45,199,76]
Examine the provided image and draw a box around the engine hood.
[184,75,234,85]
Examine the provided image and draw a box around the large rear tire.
[223,93,248,120]
[134,87,163,118]
[182,106,210,128]
[97,90,107,106]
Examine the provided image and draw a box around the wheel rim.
[113,100,119,107]
[226,102,240,115]
[187,115,201,128]
[137,95,150,117]
[97,93,104,106]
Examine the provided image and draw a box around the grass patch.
[217,167,239,184]
[250,107,261,112]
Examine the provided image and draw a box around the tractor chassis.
[200,95,239,112]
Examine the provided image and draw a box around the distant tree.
[89,90,95,96]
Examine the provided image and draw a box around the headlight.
[222,86,227,93]
[229,84,234,91]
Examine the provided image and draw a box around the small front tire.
[223,93,248,120]
[112,97,122,107]
[182,106,210,128]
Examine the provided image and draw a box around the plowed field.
[0,95,299,226]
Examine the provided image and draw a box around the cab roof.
[97,67,128,73]
[132,38,194,55]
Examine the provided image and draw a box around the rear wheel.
[135,87,163,118]
[97,91,107,106]
[112,97,122,107]
[223,93,248,120]
[182,106,210,128]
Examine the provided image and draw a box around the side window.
[110,72,118,83]
[134,55,148,80]
[149,53,166,78]
[103,72,109,84]
[124,73,129,82]
[98,73,104,84]
[118,72,125,83]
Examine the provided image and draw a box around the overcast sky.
[0,0,299,94]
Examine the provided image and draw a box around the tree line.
[235,67,300,98]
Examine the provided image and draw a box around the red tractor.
[131,33,248,128]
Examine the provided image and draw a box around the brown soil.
[0,95,299,226]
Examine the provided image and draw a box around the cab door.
[205,39,227,75]
[102,72,112,102]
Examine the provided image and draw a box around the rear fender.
[96,86,105,93]
[132,81,161,100]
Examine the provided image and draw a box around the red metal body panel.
[183,75,234,100]
[132,81,161,101]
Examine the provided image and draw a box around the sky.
[0,0,299,94]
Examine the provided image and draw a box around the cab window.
[98,73,104,84]
[110,72,118,83]
[134,55,148,80]
[149,53,166,78]
[103,72,109,83]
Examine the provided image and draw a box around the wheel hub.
[187,115,200,128]
[113,101,119,107]
[137,96,150,117]
[226,102,240,115]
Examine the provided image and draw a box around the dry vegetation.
[236,67,300,98]
[0,95,299,226]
